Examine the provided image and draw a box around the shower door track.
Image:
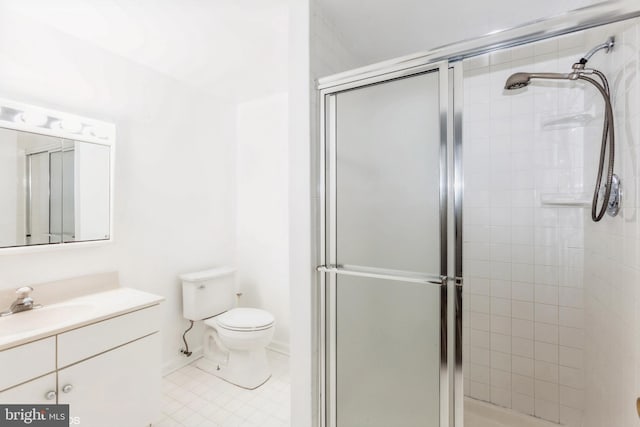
[317,1,640,93]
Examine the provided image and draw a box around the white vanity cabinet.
[0,303,161,427]
[56,306,161,427]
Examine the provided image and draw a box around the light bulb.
[61,119,82,133]
[51,119,82,133]
[93,127,109,139]
[16,111,48,127]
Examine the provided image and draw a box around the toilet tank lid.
[179,267,235,282]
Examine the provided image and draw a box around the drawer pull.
[62,384,73,393]
[45,390,56,400]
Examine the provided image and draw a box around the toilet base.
[197,348,271,390]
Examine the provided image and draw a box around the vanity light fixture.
[0,98,115,145]
[16,111,48,127]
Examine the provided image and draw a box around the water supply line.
[181,320,194,357]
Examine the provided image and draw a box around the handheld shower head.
[504,72,570,90]
[504,73,531,90]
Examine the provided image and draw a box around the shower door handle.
[317,265,447,286]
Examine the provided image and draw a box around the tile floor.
[154,350,290,427]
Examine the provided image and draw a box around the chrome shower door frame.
[318,59,464,427]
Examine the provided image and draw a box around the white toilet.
[180,267,275,389]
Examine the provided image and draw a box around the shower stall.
[316,3,640,427]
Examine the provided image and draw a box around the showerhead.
[504,72,531,90]
[504,72,571,90]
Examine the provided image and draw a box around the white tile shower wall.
[579,18,640,427]
[311,0,363,81]
[463,32,591,425]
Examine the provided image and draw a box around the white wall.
[236,92,290,351]
[310,1,364,78]
[0,9,236,371]
[287,1,363,425]
[288,0,313,425]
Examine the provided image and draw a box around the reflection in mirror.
[0,128,110,248]
[0,129,62,246]
[62,140,110,243]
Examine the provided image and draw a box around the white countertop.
[0,287,164,351]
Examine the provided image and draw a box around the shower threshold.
[465,397,561,427]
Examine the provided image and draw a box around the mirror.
[0,128,111,248]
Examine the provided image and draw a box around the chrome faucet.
[0,286,41,316]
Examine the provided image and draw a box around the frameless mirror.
[0,100,113,249]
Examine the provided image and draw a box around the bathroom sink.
[0,287,164,351]
[0,303,94,335]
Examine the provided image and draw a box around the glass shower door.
[321,63,450,427]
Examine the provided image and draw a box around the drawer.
[0,373,57,404]
[0,337,55,391]
[58,305,160,368]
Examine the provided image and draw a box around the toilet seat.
[207,308,275,332]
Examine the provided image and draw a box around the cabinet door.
[0,373,57,404]
[58,333,160,427]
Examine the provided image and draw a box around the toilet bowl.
[180,268,276,389]
[198,307,275,389]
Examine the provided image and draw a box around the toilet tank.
[181,267,236,321]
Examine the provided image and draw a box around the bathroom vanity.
[0,273,164,427]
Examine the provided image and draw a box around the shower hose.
[579,70,615,222]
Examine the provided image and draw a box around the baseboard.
[162,346,203,376]
[267,340,290,356]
